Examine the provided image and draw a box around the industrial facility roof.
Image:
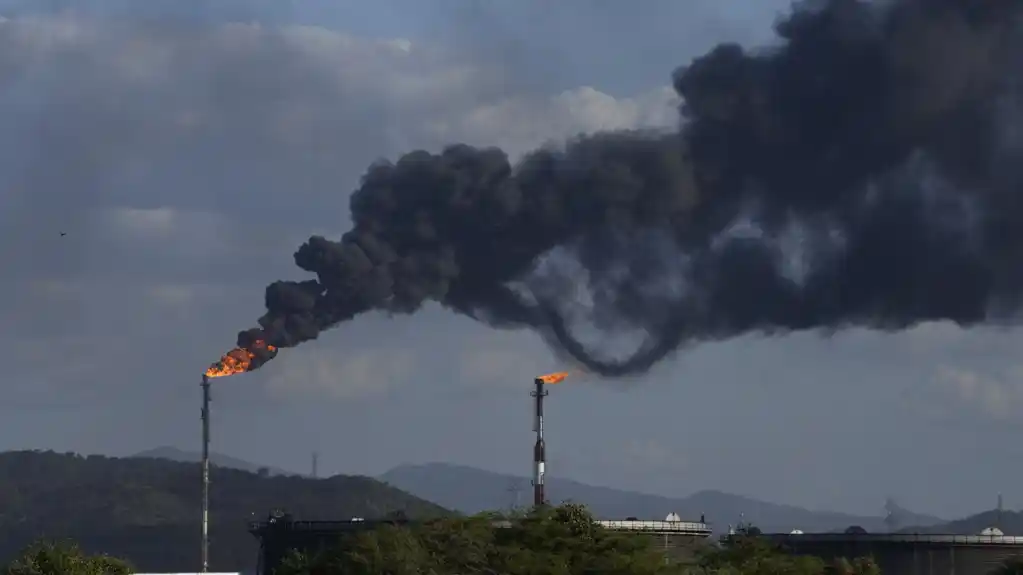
[597,519,711,534]
[763,533,1023,545]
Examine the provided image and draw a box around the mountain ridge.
[379,462,944,534]
[901,509,1023,535]
[0,449,447,572]
[127,449,947,535]
[131,446,296,477]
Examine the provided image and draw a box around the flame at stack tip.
[203,339,279,379]
[536,371,571,385]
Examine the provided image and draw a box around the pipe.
[530,378,547,507]
[201,375,211,573]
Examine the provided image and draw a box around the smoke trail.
[240,0,1023,376]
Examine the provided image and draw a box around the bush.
[276,504,882,575]
[4,540,132,575]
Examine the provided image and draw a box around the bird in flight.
[60,232,66,237]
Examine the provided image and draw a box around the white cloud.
[0,11,96,51]
[455,329,558,390]
[95,207,236,257]
[102,207,179,236]
[0,11,680,403]
[901,321,975,354]
[425,85,678,157]
[0,11,677,281]
[926,365,1023,422]
[263,344,420,400]
[145,283,200,307]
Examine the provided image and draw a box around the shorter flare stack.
[531,372,569,508]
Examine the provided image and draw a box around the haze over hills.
[378,462,945,534]
[129,449,951,534]
[131,446,295,477]
[901,509,1023,535]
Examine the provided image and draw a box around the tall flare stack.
[531,372,569,508]
[200,375,211,573]
[530,378,548,507]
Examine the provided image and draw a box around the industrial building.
[761,528,1023,575]
[243,379,715,573]
[249,512,712,574]
[596,514,713,562]
[249,513,386,575]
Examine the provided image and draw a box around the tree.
[277,503,885,575]
[696,532,825,575]
[488,504,672,575]
[4,540,132,575]
[826,557,879,575]
[278,503,677,575]
[849,557,880,575]
[0,450,446,571]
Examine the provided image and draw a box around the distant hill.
[131,446,294,476]
[901,509,1023,535]
[0,450,448,572]
[379,462,943,534]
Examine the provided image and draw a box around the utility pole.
[506,479,523,512]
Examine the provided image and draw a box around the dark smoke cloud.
[242,0,1023,376]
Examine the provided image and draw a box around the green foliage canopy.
[3,541,132,575]
[0,450,447,571]
[0,503,884,575]
[276,503,881,575]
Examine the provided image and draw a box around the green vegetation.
[0,450,448,571]
[5,450,1017,574]
[3,541,131,575]
[273,503,881,575]
[9,504,1023,574]
[12,497,1023,572]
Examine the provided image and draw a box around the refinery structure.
[248,510,1023,575]
[530,371,567,507]
[761,529,1023,575]
[250,512,714,575]
[198,360,1023,575]
[200,367,713,574]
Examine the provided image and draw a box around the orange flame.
[536,371,570,385]
[204,340,278,379]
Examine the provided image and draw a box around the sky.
[0,0,1020,521]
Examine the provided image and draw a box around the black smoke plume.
[239,0,1023,376]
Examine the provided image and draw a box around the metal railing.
[597,520,712,534]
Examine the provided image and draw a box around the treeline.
[0,505,876,575]
[0,450,447,571]
[9,504,1023,574]
[276,504,880,575]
